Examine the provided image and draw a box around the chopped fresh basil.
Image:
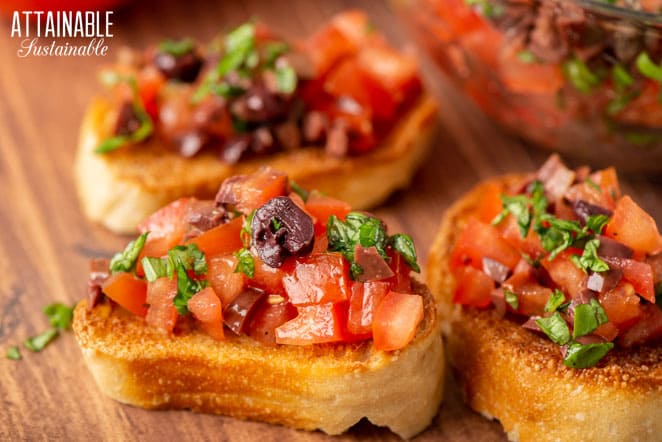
[290,181,310,202]
[492,180,546,238]
[563,57,600,93]
[241,210,256,247]
[606,91,639,116]
[109,232,149,273]
[585,214,609,234]
[219,23,256,77]
[6,346,21,360]
[275,65,297,94]
[464,0,504,18]
[570,239,609,273]
[234,248,255,278]
[536,312,571,345]
[544,289,566,313]
[209,81,246,98]
[43,303,74,330]
[389,233,421,273]
[563,341,613,368]
[636,52,662,83]
[142,256,173,282]
[264,41,289,66]
[271,217,283,231]
[328,213,386,278]
[504,289,519,310]
[168,244,207,275]
[612,64,634,90]
[517,50,536,64]
[24,329,59,352]
[158,38,195,56]
[572,299,609,339]
[172,257,207,315]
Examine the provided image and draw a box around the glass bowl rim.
[574,0,662,24]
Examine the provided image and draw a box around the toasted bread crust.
[74,96,437,233]
[72,281,444,438]
[427,176,662,442]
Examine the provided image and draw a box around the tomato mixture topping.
[450,155,662,368]
[95,11,421,161]
[87,167,424,351]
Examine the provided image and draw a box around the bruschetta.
[74,11,437,233]
[72,167,444,438]
[427,155,662,442]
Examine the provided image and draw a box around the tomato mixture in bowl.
[449,155,662,368]
[395,0,662,172]
[86,167,425,351]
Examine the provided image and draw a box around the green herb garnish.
[389,234,421,273]
[563,57,600,93]
[6,346,21,360]
[570,239,609,273]
[109,232,149,273]
[544,289,566,313]
[24,329,59,353]
[158,38,195,56]
[264,41,289,66]
[572,298,609,339]
[563,341,614,368]
[142,256,173,282]
[536,312,571,345]
[43,303,74,330]
[636,52,662,83]
[517,50,536,64]
[172,257,207,315]
[240,210,256,247]
[504,290,519,310]
[234,248,255,278]
[168,244,207,275]
[464,0,504,18]
[290,181,310,202]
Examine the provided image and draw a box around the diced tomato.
[249,255,287,295]
[145,277,178,332]
[594,322,619,342]
[605,196,662,255]
[618,304,662,348]
[590,167,621,209]
[499,54,564,95]
[564,182,608,208]
[598,282,643,331]
[207,254,246,305]
[304,25,357,77]
[450,219,520,272]
[453,266,494,308]
[246,300,298,346]
[616,81,662,129]
[216,167,288,214]
[102,272,148,317]
[305,191,351,230]
[541,249,586,299]
[372,291,423,351]
[384,250,412,293]
[188,287,224,341]
[311,234,329,254]
[275,302,348,345]
[330,10,372,47]
[324,58,372,108]
[185,216,243,257]
[500,215,545,260]
[283,253,350,305]
[428,0,486,39]
[477,182,504,224]
[136,235,172,277]
[137,65,166,122]
[502,271,553,317]
[603,257,655,303]
[138,197,193,245]
[347,281,390,336]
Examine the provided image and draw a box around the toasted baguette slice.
[72,280,444,438]
[74,95,437,234]
[427,176,662,442]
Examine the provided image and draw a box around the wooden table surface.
[2,1,662,440]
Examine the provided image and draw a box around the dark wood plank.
[1,0,659,440]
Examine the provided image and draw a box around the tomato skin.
[145,277,178,332]
[453,266,494,308]
[603,257,655,303]
[217,168,288,215]
[305,192,351,237]
[347,281,390,336]
[207,254,246,306]
[605,196,662,255]
[372,292,423,352]
[500,215,545,260]
[384,251,412,293]
[102,272,148,317]
[477,182,504,224]
[138,197,193,246]
[275,302,348,345]
[499,54,564,95]
[619,304,662,348]
[283,253,350,306]
[540,250,586,299]
[247,300,298,346]
[502,271,553,317]
[185,216,243,257]
[598,282,643,331]
[188,287,224,341]
[248,255,287,295]
[450,219,520,272]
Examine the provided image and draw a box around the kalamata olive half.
[251,196,314,268]
[153,49,203,83]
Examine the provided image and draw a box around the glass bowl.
[394,0,662,173]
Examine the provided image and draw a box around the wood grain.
[1,1,662,441]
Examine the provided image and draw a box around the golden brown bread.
[74,95,437,234]
[426,175,662,442]
[72,280,444,438]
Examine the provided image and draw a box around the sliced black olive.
[251,196,314,267]
[572,200,613,225]
[153,45,203,83]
